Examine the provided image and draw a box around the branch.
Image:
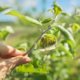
[25,16,58,55]
[25,26,52,55]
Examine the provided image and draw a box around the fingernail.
[24,56,31,62]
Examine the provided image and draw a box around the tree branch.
[25,26,52,55]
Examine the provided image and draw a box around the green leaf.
[48,9,54,13]
[38,34,56,48]
[16,64,35,73]
[17,42,28,51]
[0,31,9,40]
[16,64,48,74]
[4,26,14,33]
[0,26,14,40]
[72,23,80,32]
[52,25,75,44]
[41,18,52,24]
[59,44,73,57]
[0,7,9,12]
[4,10,42,26]
[53,3,62,16]
[61,12,69,16]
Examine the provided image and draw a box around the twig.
[24,17,57,55]
[25,26,52,55]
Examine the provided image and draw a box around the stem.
[25,26,52,55]
[24,16,57,56]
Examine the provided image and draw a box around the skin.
[0,44,31,80]
[0,43,31,62]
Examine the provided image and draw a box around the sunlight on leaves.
[72,23,80,32]
[53,3,62,16]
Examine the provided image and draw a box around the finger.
[9,49,25,57]
[15,55,31,66]
[1,45,26,58]
[3,55,31,69]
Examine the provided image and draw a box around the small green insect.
[38,34,56,48]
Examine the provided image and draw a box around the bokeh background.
[0,0,80,21]
[0,0,80,80]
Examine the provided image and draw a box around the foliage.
[0,26,14,40]
[0,2,80,80]
[0,6,9,12]
[53,3,62,16]
[4,10,42,26]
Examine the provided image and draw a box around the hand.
[0,43,31,80]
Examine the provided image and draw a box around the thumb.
[4,55,31,69]
[15,55,31,66]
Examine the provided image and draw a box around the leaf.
[16,64,35,73]
[4,26,14,33]
[53,3,62,16]
[48,9,54,13]
[0,26,14,40]
[52,25,75,44]
[16,64,48,74]
[0,31,9,40]
[72,23,80,32]
[38,34,56,48]
[17,42,28,51]
[0,7,9,12]
[42,18,52,24]
[4,10,42,26]
[58,44,73,57]
[61,12,69,16]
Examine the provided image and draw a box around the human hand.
[0,43,31,80]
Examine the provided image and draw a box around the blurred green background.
[0,0,80,80]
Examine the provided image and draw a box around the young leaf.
[4,10,42,26]
[41,18,52,24]
[53,3,62,16]
[72,23,80,32]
